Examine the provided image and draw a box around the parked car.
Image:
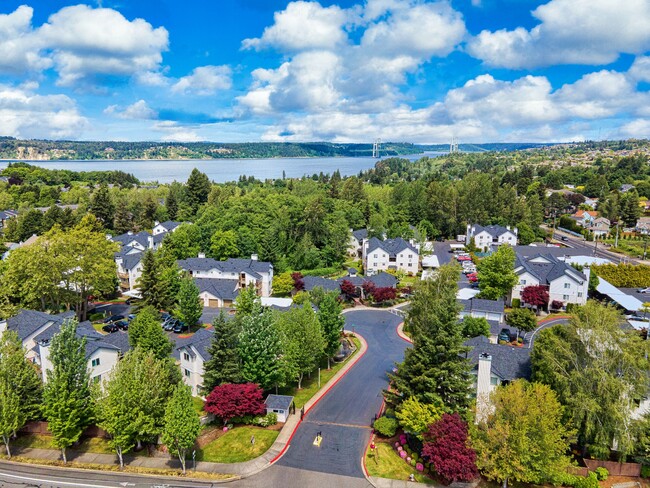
[127,314,136,321]
[102,314,124,324]
[163,318,178,331]
[115,320,129,331]
[498,328,512,343]
[638,287,650,294]
[161,312,171,321]
[102,323,119,333]
[172,321,188,333]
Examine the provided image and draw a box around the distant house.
[583,197,599,209]
[590,217,611,238]
[348,229,368,258]
[637,217,650,235]
[570,210,598,227]
[152,220,182,236]
[465,335,532,422]
[465,224,518,250]
[511,253,589,309]
[115,250,144,291]
[363,237,419,275]
[620,184,636,193]
[175,328,215,396]
[0,209,17,229]
[178,255,273,297]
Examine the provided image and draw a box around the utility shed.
[265,394,294,423]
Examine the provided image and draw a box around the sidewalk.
[6,332,369,480]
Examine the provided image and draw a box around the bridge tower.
[449,136,459,154]
[372,138,381,158]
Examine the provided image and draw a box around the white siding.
[180,345,206,397]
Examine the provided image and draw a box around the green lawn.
[196,426,278,463]
[365,442,434,484]
[602,238,649,259]
[278,336,361,409]
[193,396,206,416]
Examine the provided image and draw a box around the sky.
[0,0,649,144]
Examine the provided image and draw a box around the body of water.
[0,152,445,184]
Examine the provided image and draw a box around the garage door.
[208,299,220,308]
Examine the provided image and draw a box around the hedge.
[591,264,650,288]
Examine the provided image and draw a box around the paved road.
[552,229,640,265]
[0,310,406,488]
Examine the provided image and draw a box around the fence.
[583,459,641,477]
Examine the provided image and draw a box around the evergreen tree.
[89,183,114,229]
[42,319,93,464]
[174,275,202,328]
[162,384,200,474]
[238,304,285,391]
[202,312,242,393]
[166,189,178,221]
[185,168,211,214]
[137,249,165,310]
[128,306,173,360]
[112,198,133,234]
[318,291,345,369]
[387,263,472,411]
[156,248,182,311]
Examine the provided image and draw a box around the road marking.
[0,470,118,488]
[302,420,372,430]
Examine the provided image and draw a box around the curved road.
[0,310,408,488]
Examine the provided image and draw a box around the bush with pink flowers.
[399,450,407,459]
[416,463,424,472]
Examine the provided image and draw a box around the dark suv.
[172,321,188,333]
[498,328,512,343]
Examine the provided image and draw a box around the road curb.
[396,321,411,343]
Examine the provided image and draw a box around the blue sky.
[0,0,648,143]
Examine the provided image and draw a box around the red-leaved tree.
[340,279,357,300]
[292,272,305,292]
[422,413,478,483]
[550,300,564,310]
[362,281,376,299]
[521,285,549,308]
[372,287,397,303]
[204,383,266,423]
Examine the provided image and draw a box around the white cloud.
[104,100,157,120]
[620,119,650,138]
[467,0,650,68]
[135,71,169,87]
[629,56,650,83]
[242,1,349,52]
[172,65,232,95]
[0,84,87,139]
[0,6,50,74]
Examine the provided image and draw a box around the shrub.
[416,463,424,472]
[230,415,256,425]
[373,416,398,437]
[575,473,599,488]
[594,467,608,481]
[407,456,412,463]
[204,383,266,423]
[641,465,650,478]
[257,412,277,427]
[498,339,507,345]
[410,459,417,467]
[400,450,407,459]
[511,298,521,308]
[88,312,105,322]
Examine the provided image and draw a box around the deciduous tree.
[128,306,173,360]
[422,413,478,483]
[395,396,444,439]
[42,320,93,464]
[521,285,549,309]
[461,316,490,339]
[210,229,239,260]
[506,308,537,340]
[318,291,345,369]
[472,380,572,487]
[477,246,518,300]
[204,383,266,424]
[162,384,200,474]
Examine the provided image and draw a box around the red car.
[467,273,478,282]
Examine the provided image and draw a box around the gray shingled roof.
[352,229,368,242]
[178,257,272,279]
[121,251,143,271]
[194,278,239,301]
[5,310,74,342]
[100,331,131,353]
[514,253,586,285]
[366,237,417,257]
[111,231,151,248]
[175,327,215,361]
[265,394,294,410]
[303,276,340,292]
[464,335,532,381]
[473,224,513,238]
[460,298,505,314]
[157,221,182,231]
[33,319,101,344]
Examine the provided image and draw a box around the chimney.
[148,235,154,249]
[251,254,259,261]
[154,220,160,227]
[127,231,133,236]
[198,252,206,259]
[476,353,493,423]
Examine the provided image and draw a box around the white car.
[638,287,650,294]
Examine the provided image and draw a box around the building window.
[91,358,100,367]
[408,263,412,267]
[490,377,499,386]
[93,375,101,383]
[564,283,570,289]
[184,369,191,377]
[183,352,190,361]
[373,254,378,258]
[563,294,569,300]
[520,279,526,285]
[373,263,377,267]
[577,292,583,297]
